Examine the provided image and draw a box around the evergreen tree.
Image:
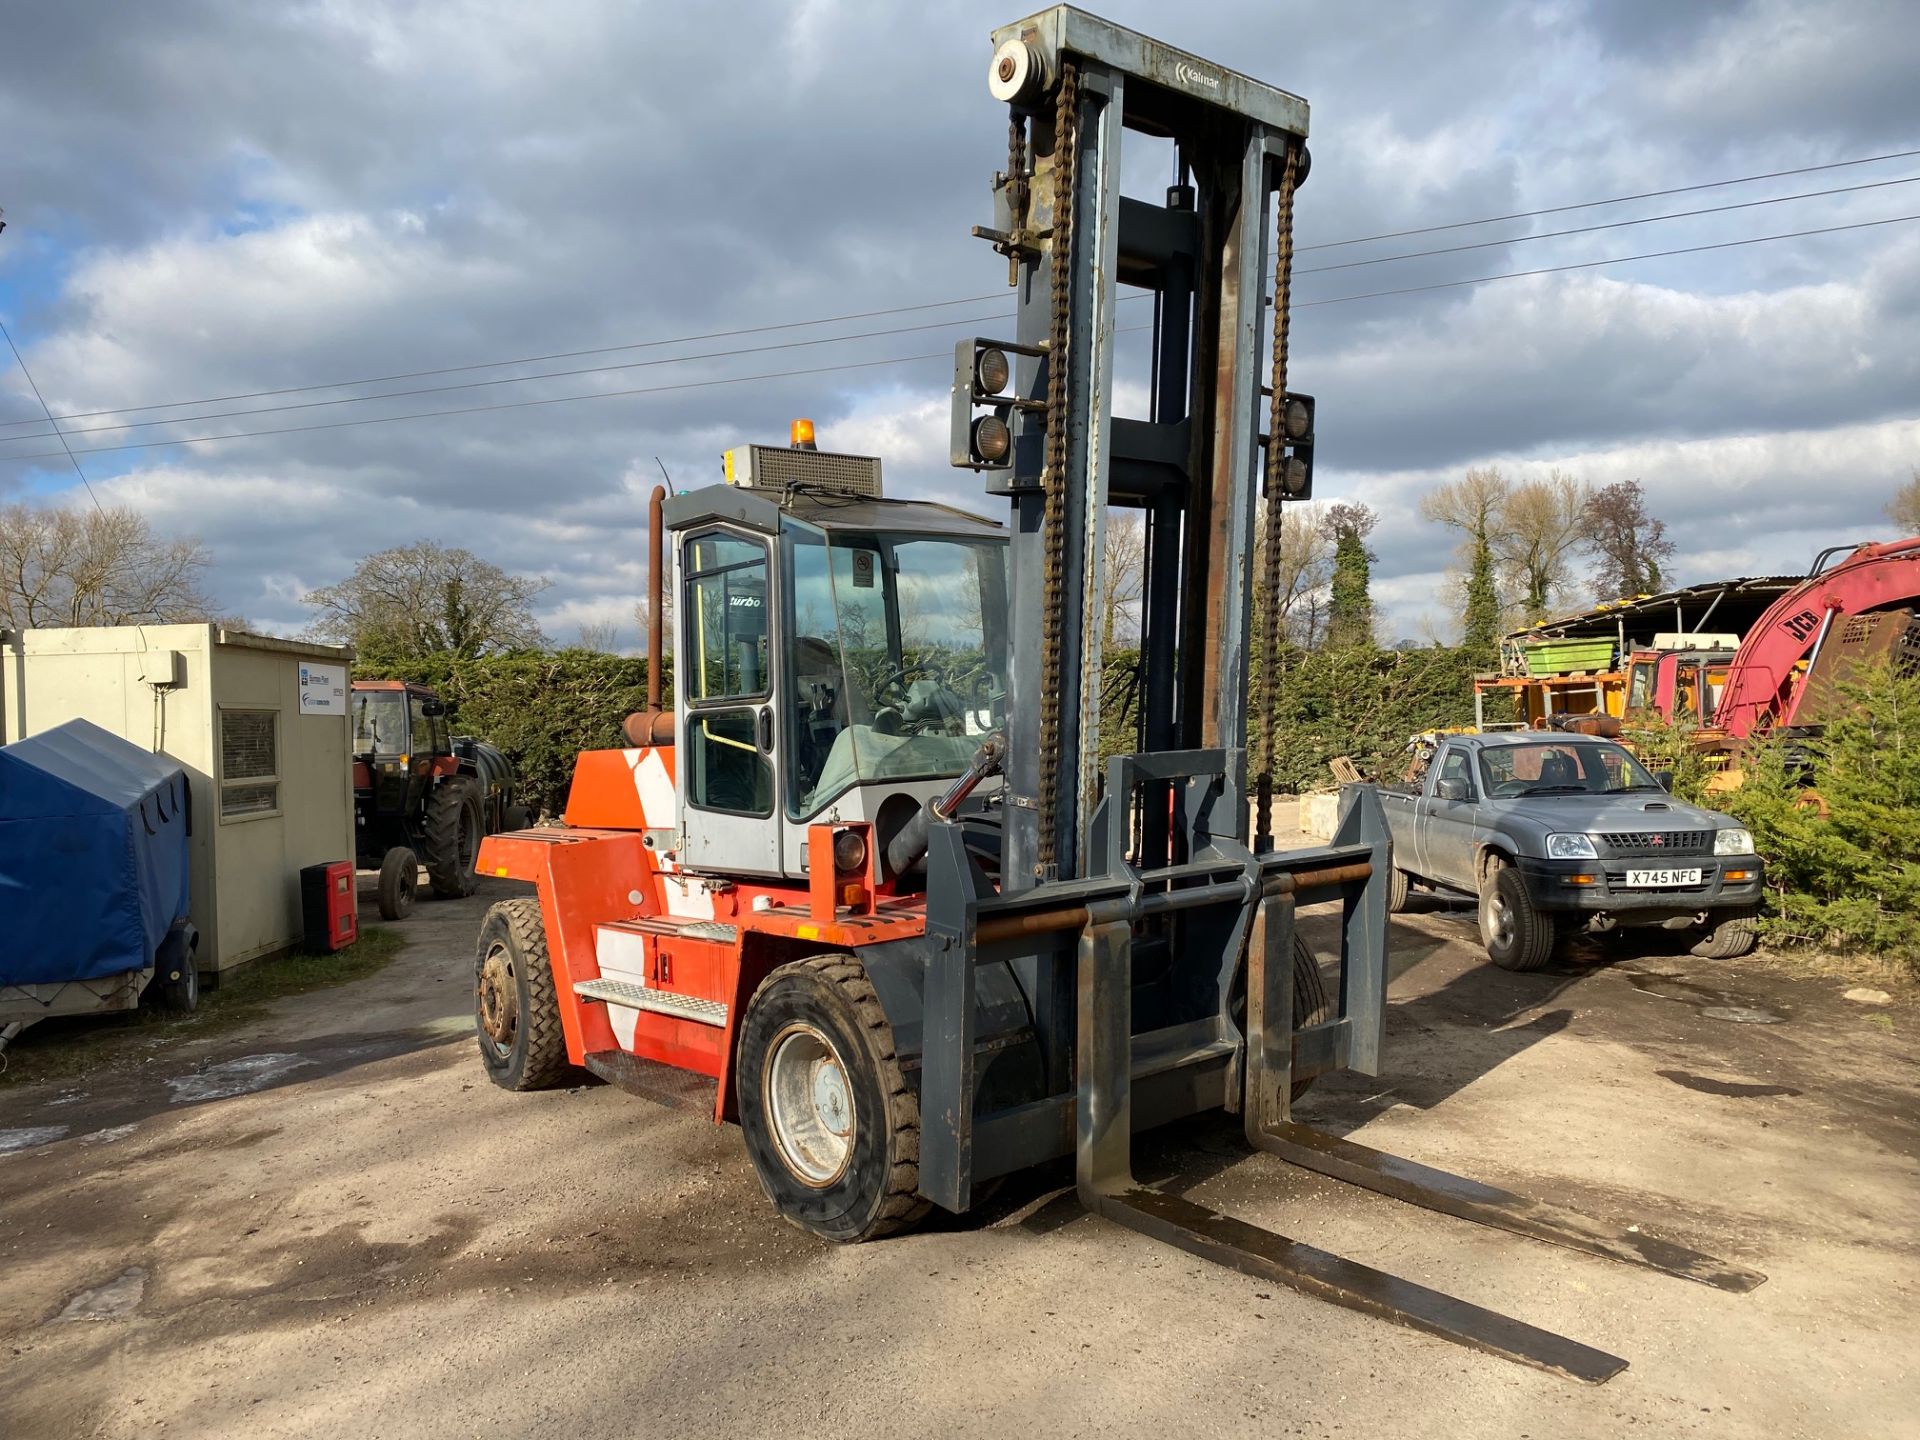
[1321,503,1377,649]
[1463,533,1501,662]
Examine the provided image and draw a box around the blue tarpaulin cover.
[0,719,191,987]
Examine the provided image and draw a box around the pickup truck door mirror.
[1434,777,1471,802]
[1652,768,1674,792]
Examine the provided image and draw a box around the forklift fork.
[1074,873,1763,1384]
[1243,891,1766,1296]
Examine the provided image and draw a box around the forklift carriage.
[473,6,1762,1383]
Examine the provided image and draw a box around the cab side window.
[683,530,774,815]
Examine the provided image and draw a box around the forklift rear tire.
[1480,865,1556,972]
[377,846,419,920]
[737,954,931,1244]
[474,898,574,1091]
[426,777,484,899]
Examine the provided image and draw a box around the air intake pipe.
[623,483,675,747]
[885,732,1006,877]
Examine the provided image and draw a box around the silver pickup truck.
[1379,731,1764,971]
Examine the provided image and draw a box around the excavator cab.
[667,463,1009,882]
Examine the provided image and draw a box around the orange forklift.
[469,6,1762,1382]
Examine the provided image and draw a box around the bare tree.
[574,619,623,652]
[1421,467,1510,648]
[1100,510,1146,646]
[306,541,548,659]
[1497,469,1590,621]
[1888,468,1920,535]
[0,500,216,630]
[1579,480,1676,601]
[633,585,675,656]
[1261,501,1336,646]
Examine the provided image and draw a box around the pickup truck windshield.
[1478,741,1661,798]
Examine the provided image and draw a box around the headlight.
[1714,828,1754,856]
[1546,833,1598,859]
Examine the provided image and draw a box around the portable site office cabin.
[0,624,356,976]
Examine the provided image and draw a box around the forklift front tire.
[737,955,930,1244]
[377,846,419,921]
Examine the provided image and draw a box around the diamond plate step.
[582,1050,719,1111]
[573,978,728,1027]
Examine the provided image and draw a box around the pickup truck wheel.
[1480,866,1556,972]
[1691,912,1759,959]
[1387,864,1411,914]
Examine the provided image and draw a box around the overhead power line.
[0,290,1015,431]
[5,207,1918,465]
[1294,172,1920,276]
[1296,144,1920,252]
[0,317,106,515]
[1292,210,1920,308]
[6,208,1916,462]
[19,307,1028,441]
[6,146,1915,436]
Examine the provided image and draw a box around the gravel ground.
[0,858,1914,1439]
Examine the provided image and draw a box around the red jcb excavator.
[466,5,1763,1383]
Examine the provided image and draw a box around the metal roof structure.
[1509,575,1804,649]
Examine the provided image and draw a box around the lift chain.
[1035,58,1080,879]
[1253,140,1301,851]
[1005,115,1030,286]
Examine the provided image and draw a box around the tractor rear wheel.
[474,898,573,1091]
[425,777,483,899]
[377,846,418,920]
[737,954,930,1244]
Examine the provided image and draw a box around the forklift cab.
[667,469,1009,883]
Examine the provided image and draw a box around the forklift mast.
[957,7,1315,886]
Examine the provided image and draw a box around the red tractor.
[350,680,524,918]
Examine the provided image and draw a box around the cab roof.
[664,483,1004,542]
[1464,731,1619,749]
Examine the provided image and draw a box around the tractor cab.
[350,680,450,816]
[664,437,1009,883]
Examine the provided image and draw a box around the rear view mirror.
[420,697,446,718]
[1653,769,1674,792]
[1435,777,1470,802]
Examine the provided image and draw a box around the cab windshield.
[783,519,1007,817]
[351,691,406,755]
[1480,740,1663,798]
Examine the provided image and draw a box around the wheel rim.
[477,942,518,1058]
[1485,890,1515,949]
[765,1023,856,1187]
[399,863,417,905]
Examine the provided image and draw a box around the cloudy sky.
[2,0,1916,644]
